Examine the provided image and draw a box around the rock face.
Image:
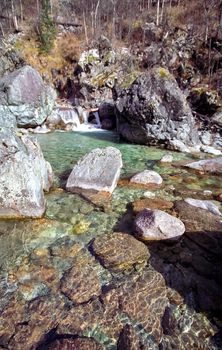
[185,157,222,174]
[115,67,199,147]
[66,147,122,194]
[130,170,163,185]
[135,208,185,241]
[92,232,150,271]
[0,128,53,218]
[0,65,56,128]
[184,198,221,216]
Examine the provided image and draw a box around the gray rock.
[115,68,199,148]
[0,66,56,127]
[135,208,185,241]
[212,111,222,127]
[0,128,53,218]
[184,198,222,216]
[168,139,192,153]
[130,170,163,185]
[66,147,122,193]
[185,157,222,174]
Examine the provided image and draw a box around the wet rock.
[60,249,101,304]
[66,147,122,194]
[132,198,173,214]
[174,200,222,234]
[135,209,185,241]
[44,337,105,350]
[130,170,163,186]
[211,111,222,127]
[184,198,221,216]
[188,88,220,116]
[0,128,53,218]
[160,154,173,163]
[185,157,222,174]
[115,68,199,147]
[46,107,81,131]
[99,102,116,130]
[168,139,193,153]
[0,66,56,127]
[92,232,149,271]
[117,324,141,350]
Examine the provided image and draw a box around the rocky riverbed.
[0,130,222,349]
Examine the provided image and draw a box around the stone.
[60,248,101,304]
[188,88,220,116]
[0,128,53,218]
[46,107,81,131]
[115,68,199,148]
[185,157,222,174]
[212,111,222,127]
[130,170,163,185]
[92,232,150,271]
[0,65,56,127]
[135,209,185,241]
[184,198,222,216]
[160,154,173,163]
[99,102,116,130]
[132,198,173,213]
[66,147,123,194]
[45,337,105,350]
[168,139,192,153]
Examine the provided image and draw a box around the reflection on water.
[0,130,221,349]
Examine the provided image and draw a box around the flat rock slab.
[185,198,221,216]
[135,208,185,241]
[92,232,150,271]
[130,170,163,185]
[185,157,222,174]
[66,147,122,193]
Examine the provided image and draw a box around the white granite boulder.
[0,128,53,218]
[135,208,185,241]
[130,170,163,185]
[66,147,122,194]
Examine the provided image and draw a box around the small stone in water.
[143,191,156,198]
[135,208,185,241]
[130,170,163,185]
[160,154,173,163]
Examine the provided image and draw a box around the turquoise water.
[0,130,221,349]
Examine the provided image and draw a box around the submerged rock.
[0,65,56,128]
[184,198,221,216]
[132,198,173,213]
[135,208,185,241]
[115,67,199,148]
[130,170,163,185]
[66,147,122,194]
[0,128,53,218]
[45,337,105,350]
[92,232,150,271]
[185,157,222,174]
[60,248,102,304]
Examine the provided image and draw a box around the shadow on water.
[114,204,222,347]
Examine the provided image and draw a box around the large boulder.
[66,147,122,194]
[0,65,56,128]
[0,128,53,218]
[115,67,199,147]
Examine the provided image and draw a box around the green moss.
[158,67,172,79]
[120,71,141,89]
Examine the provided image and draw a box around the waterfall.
[93,111,101,128]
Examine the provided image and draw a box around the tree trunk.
[156,0,160,26]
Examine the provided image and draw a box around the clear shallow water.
[0,130,222,349]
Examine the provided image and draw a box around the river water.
[0,130,221,349]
